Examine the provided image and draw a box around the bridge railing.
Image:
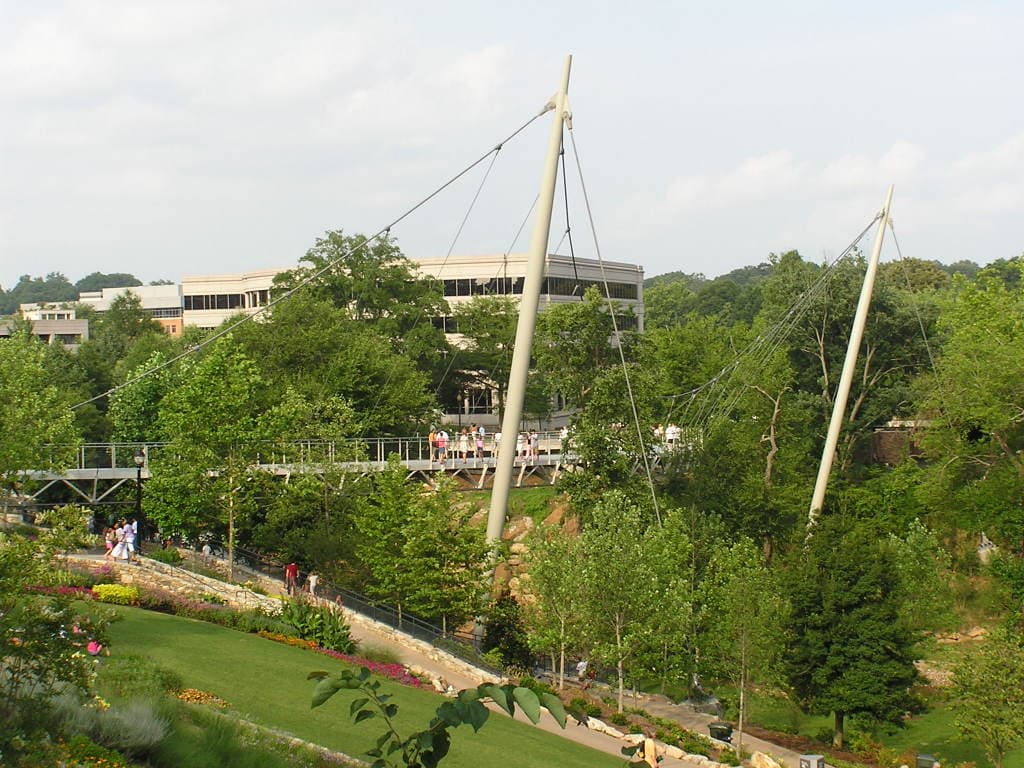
[38,432,570,472]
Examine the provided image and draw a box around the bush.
[280,598,355,654]
[359,643,401,665]
[609,711,630,726]
[570,697,603,718]
[146,547,183,565]
[95,699,170,758]
[61,733,130,768]
[93,584,140,606]
[517,675,559,698]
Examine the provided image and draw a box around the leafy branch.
[308,667,567,768]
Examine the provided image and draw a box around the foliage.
[146,546,184,565]
[782,515,918,749]
[481,590,533,670]
[918,268,1024,547]
[0,506,110,762]
[0,331,80,492]
[578,490,658,712]
[309,666,567,768]
[521,525,587,688]
[93,584,141,605]
[951,626,1024,768]
[280,597,356,653]
[698,536,788,757]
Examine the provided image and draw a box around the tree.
[273,230,450,382]
[699,537,788,758]
[918,269,1024,548]
[401,479,489,634]
[534,285,622,409]
[144,338,264,539]
[0,333,79,498]
[951,626,1024,768]
[352,458,423,618]
[521,526,587,689]
[782,515,918,748]
[74,272,142,292]
[635,508,696,698]
[450,296,518,421]
[579,490,658,712]
[232,291,434,434]
[0,272,78,315]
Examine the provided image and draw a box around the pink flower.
[87,641,102,655]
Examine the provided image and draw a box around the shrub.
[62,733,130,768]
[93,584,140,605]
[280,598,355,653]
[96,653,184,700]
[95,699,170,758]
[570,697,603,718]
[609,711,630,726]
[146,547,183,565]
[359,643,401,665]
[517,675,559,698]
[196,592,227,605]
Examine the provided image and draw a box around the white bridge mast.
[807,185,894,528]
[485,56,573,544]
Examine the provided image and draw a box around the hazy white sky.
[1,1,1022,289]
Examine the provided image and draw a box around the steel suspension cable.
[71,109,550,412]
[566,124,661,525]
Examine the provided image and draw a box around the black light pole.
[133,448,145,550]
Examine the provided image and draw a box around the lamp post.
[133,448,145,551]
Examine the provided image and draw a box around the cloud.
[664,149,804,212]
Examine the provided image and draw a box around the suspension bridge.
[16,434,577,505]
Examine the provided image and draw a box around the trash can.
[917,755,939,768]
[800,756,825,768]
[708,721,733,742]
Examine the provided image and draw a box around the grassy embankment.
[107,605,622,768]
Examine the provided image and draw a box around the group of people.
[652,422,683,446]
[284,561,319,596]
[427,425,555,464]
[102,519,139,564]
[428,424,490,464]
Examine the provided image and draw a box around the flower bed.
[258,631,424,689]
[27,584,96,599]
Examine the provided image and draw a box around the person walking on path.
[306,572,319,597]
[122,519,137,564]
[103,527,115,560]
[285,562,299,596]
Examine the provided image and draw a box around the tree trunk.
[833,710,845,749]
[616,620,625,713]
[736,649,746,760]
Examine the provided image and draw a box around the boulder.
[751,751,782,768]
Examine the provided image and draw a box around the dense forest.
[3,231,1024,759]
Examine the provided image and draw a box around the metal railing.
[35,433,570,472]
[203,542,504,677]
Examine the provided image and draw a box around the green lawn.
[736,686,1024,768]
[107,607,621,768]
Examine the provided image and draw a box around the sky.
[1,1,1022,290]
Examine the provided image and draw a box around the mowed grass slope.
[108,607,621,768]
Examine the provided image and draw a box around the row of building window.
[184,294,244,311]
[431,313,638,333]
[440,276,638,301]
[148,307,183,318]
